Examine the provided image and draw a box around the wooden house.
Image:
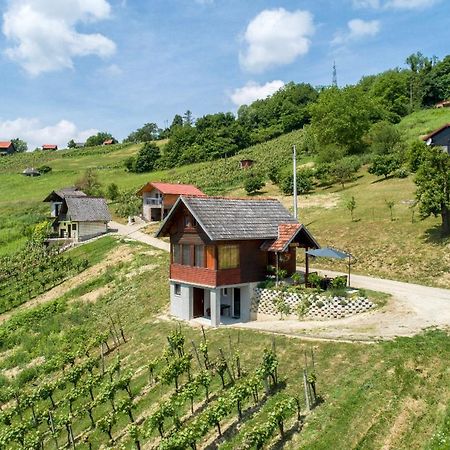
[42,144,58,151]
[421,124,450,152]
[103,138,117,145]
[136,182,205,221]
[43,189,110,241]
[156,196,319,326]
[0,141,15,156]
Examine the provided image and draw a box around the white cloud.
[0,118,98,150]
[2,0,116,75]
[332,19,380,45]
[353,0,438,8]
[239,8,315,73]
[230,80,285,106]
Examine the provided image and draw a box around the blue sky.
[0,0,448,149]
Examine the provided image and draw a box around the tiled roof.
[43,187,86,202]
[260,223,302,251]
[65,197,111,222]
[0,141,12,148]
[421,123,450,141]
[159,196,298,241]
[42,144,57,149]
[137,182,205,196]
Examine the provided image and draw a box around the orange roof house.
[0,141,15,155]
[137,182,205,222]
[42,144,58,151]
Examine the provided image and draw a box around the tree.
[106,183,120,201]
[408,140,427,172]
[132,142,161,173]
[310,86,382,154]
[11,138,27,153]
[280,169,314,195]
[85,132,114,147]
[124,123,160,143]
[364,121,402,155]
[67,139,76,149]
[368,154,401,179]
[170,114,183,129]
[75,169,103,196]
[346,196,356,221]
[115,191,141,218]
[183,110,194,126]
[415,146,450,236]
[329,157,361,188]
[244,171,265,195]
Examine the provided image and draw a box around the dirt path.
[0,245,134,324]
[231,269,450,341]
[110,219,170,252]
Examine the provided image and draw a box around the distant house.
[239,159,254,169]
[0,141,15,156]
[136,182,205,221]
[42,144,58,151]
[421,124,450,152]
[22,167,40,177]
[43,189,110,241]
[43,187,86,217]
[75,142,85,148]
[434,100,450,109]
[103,139,118,145]
[156,196,319,326]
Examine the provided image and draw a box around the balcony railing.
[144,198,163,206]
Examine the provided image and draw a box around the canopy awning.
[306,247,351,260]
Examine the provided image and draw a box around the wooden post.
[303,369,311,411]
[348,255,351,287]
[305,249,309,286]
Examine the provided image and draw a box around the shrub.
[280,168,314,195]
[308,273,322,289]
[368,154,401,179]
[244,171,265,195]
[257,279,276,289]
[331,276,347,289]
[37,165,52,174]
[296,299,311,318]
[133,142,161,173]
[106,183,120,201]
[394,166,409,178]
[329,156,361,188]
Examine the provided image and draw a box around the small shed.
[42,144,58,151]
[239,159,254,169]
[0,141,15,156]
[22,167,41,177]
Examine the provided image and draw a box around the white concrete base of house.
[169,280,258,327]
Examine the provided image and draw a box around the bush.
[244,171,265,194]
[133,142,161,173]
[329,156,361,188]
[331,276,347,289]
[368,154,401,179]
[257,279,276,289]
[106,183,120,201]
[308,273,322,288]
[37,165,52,174]
[280,168,314,195]
[394,166,409,178]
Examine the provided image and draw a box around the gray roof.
[56,187,86,198]
[65,196,111,222]
[158,196,298,241]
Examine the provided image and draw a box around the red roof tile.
[261,223,302,252]
[138,182,205,196]
[0,141,12,148]
[103,139,114,145]
[42,144,58,149]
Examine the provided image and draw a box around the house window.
[71,223,77,230]
[173,244,181,264]
[194,245,205,267]
[191,217,197,227]
[222,288,229,296]
[218,245,240,269]
[174,284,181,295]
[184,215,190,227]
[182,244,191,266]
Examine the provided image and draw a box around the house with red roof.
[0,141,15,156]
[155,196,319,326]
[136,182,205,221]
[42,144,58,151]
[103,138,118,145]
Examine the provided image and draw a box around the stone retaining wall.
[251,287,375,320]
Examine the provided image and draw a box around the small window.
[174,284,181,295]
[173,244,181,264]
[71,223,77,230]
[222,288,229,296]
[218,245,240,269]
[191,217,197,227]
[182,244,191,266]
[194,245,205,267]
[184,215,190,227]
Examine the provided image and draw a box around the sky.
[0,0,449,149]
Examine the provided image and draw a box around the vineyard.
[0,239,88,314]
[0,325,319,450]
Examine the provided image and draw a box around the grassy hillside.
[0,237,448,449]
[397,107,450,141]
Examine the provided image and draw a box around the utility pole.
[293,145,298,220]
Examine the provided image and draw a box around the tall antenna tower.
[332,61,338,87]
